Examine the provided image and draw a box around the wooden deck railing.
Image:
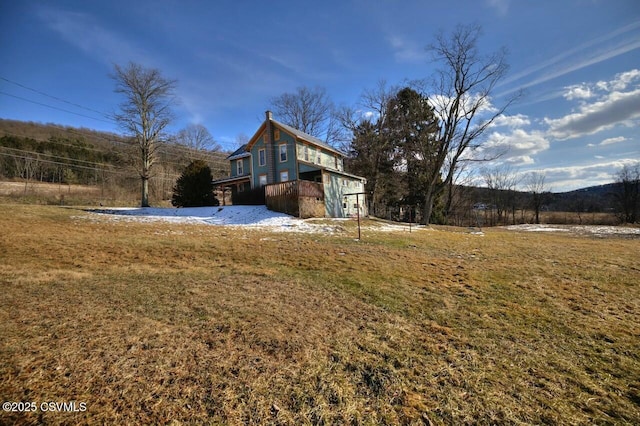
[265,180,324,217]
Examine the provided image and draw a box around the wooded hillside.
[0,119,230,205]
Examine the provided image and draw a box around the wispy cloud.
[498,20,640,94]
[485,0,510,16]
[386,34,427,63]
[36,6,149,66]
[599,136,628,146]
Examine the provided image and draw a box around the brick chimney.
[265,110,276,184]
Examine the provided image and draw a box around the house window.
[258,148,266,166]
[237,160,243,176]
[323,173,329,184]
[259,174,267,187]
[334,155,338,169]
[279,144,287,162]
[304,146,309,162]
[316,150,322,165]
[274,129,280,141]
[280,170,289,182]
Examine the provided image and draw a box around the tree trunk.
[422,188,435,225]
[141,177,150,207]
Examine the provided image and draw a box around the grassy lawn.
[1,205,638,425]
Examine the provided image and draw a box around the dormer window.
[237,160,243,176]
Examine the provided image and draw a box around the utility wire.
[0,152,180,183]
[0,129,229,171]
[0,76,114,119]
[0,91,115,124]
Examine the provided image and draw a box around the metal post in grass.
[344,192,367,240]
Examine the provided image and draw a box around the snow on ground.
[81,206,433,235]
[84,206,350,234]
[505,224,640,237]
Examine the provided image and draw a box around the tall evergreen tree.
[386,88,441,222]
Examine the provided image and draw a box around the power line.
[0,129,229,171]
[0,76,113,119]
[0,77,235,158]
[0,152,181,183]
[0,91,115,124]
[0,145,120,168]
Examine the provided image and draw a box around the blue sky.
[1,0,639,192]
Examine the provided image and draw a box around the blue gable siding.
[250,134,268,188]
[230,157,250,177]
[274,130,297,182]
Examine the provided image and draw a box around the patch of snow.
[506,224,570,232]
[505,224,640,237]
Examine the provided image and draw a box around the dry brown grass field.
[0,205,638,425]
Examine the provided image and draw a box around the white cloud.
[485,0,510,16]
[506,155,534,165]
[531,158,640,191]
[563,84,593,101]
[545,69,640,140]
[483,129,550,165]
[600,136,628,146]
[610,69,640,90]
[491,113,531,128]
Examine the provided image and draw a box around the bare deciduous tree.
[269,86,339,145]
[525,171,549,224]
[482,165,520,225]
[112,62,177,207]
[415,23,519,224]
[176,124,219,152]
[615,164,640,223]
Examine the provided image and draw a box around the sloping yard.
[1,205,638,424]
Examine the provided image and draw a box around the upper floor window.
[304,145,309,162]
[258,148,266,166]
[279,144,287,162]
[274,129,280,141]
[237,160,243,176]
[316,150,322,165]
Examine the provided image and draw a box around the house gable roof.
[226,144,251,160]
[244,115,344,157]
[272,119,343,156]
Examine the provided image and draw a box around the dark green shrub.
[172,160,219,207]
